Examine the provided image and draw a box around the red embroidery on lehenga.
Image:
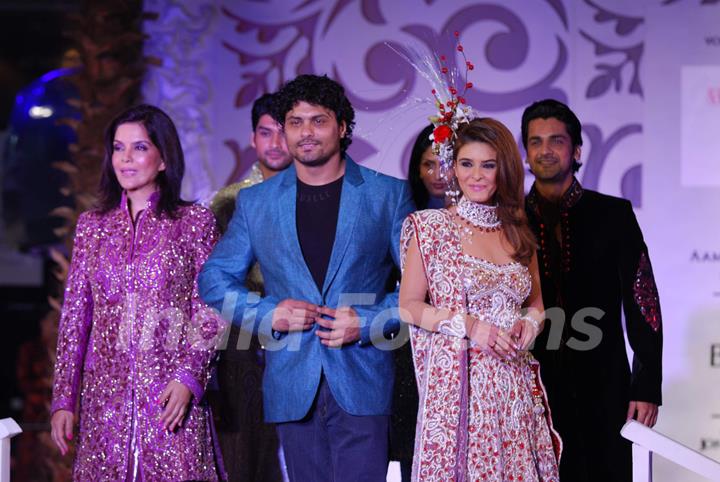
[400,209,560,482]
[633,252,662,331]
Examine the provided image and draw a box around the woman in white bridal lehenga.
[399,117,561,482]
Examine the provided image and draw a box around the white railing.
[621,420,720,481]
[0,418,22,482]
[4,418,720,482]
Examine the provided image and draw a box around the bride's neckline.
[442,207,520,269]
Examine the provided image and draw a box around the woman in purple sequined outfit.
[50,104,226,481]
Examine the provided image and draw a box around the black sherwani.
[526,179,663,482]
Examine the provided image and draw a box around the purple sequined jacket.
[51,193,226,481]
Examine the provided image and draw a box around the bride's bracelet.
[437,312,468,338]
[520,314,541,331]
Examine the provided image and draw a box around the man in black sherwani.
[522,99,663,482]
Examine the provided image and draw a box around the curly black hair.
[274,74,355,155]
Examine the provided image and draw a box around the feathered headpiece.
[389,32,477,203]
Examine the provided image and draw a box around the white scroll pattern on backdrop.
[143,0,217,204]
[143,0,719,205]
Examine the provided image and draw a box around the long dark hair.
[454,118,537,265]
[407,124,435,210]
[99,104,189,216]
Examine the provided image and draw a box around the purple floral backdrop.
[143,2,720,481]
[209,0,653,206]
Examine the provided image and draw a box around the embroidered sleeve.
[173,208,227,402]
[618,200,663,404]
[51,212,96,414]
[633,252,662,332]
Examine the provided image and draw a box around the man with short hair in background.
[211,92,292,231]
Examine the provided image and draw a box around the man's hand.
[272,299,319,333]
[627,401,659,427]
[50,409,74,455]
[315,306,361,347]
[158,380,192,432]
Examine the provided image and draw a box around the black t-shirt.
[296,176,344,291]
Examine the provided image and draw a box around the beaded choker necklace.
[455,197,501,232]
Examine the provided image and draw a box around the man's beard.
[294,152,333,167]
[293,142,337,167]
[260,150,291,171]
[531,156,569,182]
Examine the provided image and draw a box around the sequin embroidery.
[633,252,662,332]
[51,196,227,481]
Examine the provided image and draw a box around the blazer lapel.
[321,158,364,296]
[277,165,319,297]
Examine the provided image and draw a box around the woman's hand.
[158,380,192,432]
[50,409,74,455]
[467,316,517,360]
[511,316,542,351]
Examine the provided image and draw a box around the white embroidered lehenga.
[401,209,561,482]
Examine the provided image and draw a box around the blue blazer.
[198,157,414,423]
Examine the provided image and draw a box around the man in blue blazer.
[199,74,414,481]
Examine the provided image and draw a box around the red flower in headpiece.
[433,125,452,144]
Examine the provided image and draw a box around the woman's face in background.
[419,146,447,199]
